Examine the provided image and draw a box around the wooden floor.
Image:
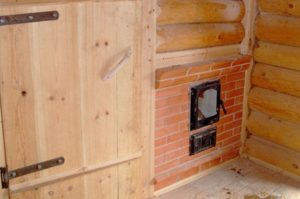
[154,158,300,199]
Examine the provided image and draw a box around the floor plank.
[154,158,300,199]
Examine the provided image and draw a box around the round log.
[254,41,300,71]
[248,87,300,124]
[247,111,300,153]
[157,23,244,53]
[256,14,300,47]
[258,0,300,17]
[245,136,300,176]
[252,63,300,97]
[157,0,245,25]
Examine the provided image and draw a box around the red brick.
[235,95,244,104]
[155,137,167,147]
[164,112,188,125]
[217,130,233,141]
[156,67,188,80]
[222,149,240,162]
[156,94,188,109]
[235,111,243,120]
[218,114,234,125]
[156,105,183,119]
[165,147,187,161]
[155,139,188,156]
[156,84,188,99]
[223,119,242,131]
[188,63,211,74]
[178,166,199,180]
[222,82,236,91]
[232,55,252,65]
[179,120,189,131]
[211,60,233,69]
[180,147,216,163]
[173,75,198,86]
[226,88,244,99]
[155,155,165,166]
[155,119,165,129]
[155,174,178,190]
[226,104,243,114]
[241,63,250,71]
[226,72,245,82]
[201,157,222,170]
[224,98,235,107]
[167,131,188,143]
[221,65,241,75]
[198,70,221,80]
[236,80,245,88]
[155,159,179,174]
[156,79,175,89]
[233,126,242,135]
[222,134,241,146]
[155,123,179,138]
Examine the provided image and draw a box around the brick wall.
[154,55,251,190]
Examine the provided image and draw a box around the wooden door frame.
[141,0,156,197]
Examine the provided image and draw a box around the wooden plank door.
[0,1,145,199]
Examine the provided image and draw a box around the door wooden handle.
[102,47,132,81]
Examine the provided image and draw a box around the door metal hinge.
[0,11,59,26]
[0,157,64,189]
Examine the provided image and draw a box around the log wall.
[156,0,245,53]
[246,0,300,174]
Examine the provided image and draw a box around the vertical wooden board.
[0,6,42,199]
[24,4,84,199]
[0,4,85,199]
[78,2,118,198]
[77,2,141,199]
[115,2,143,199]
[141,0,156,196]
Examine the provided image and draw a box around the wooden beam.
[245,136,300,176]
[254,41,300,71]
[252,63,300,97]
[256,14,300,47]
[10,152,142,194]
[141,0,156,196]
[157,23,244,53]
[157,0,245,25]
[248,87,300,124]
[247,110,300,153]
[241,0,257,55]
[258,0,300,17]
[156,45,240,69]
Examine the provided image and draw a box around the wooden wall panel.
[248,87,300,124]
[247,111,300,153]
[245,136,300,176]
[0,7,45,199]
[157,23,244,52]
[157,0,245,25]
[256,14,300,47]
[252,63,300,97]
[258,0,300,17]
[254,41,300,71]
[246,0,300,177]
